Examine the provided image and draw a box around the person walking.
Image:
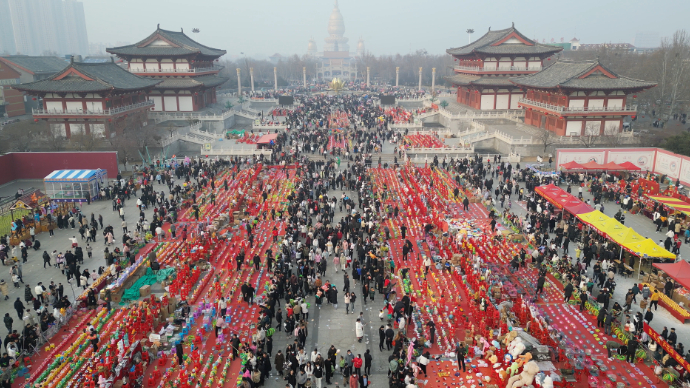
[378,326,385,352]
[363,349,372,375]
[355,318,364,343]
[3,313,12,333]
[456,342,467,372]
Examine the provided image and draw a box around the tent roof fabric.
[561,161,585,170]
[618,161,641,171]
[256,134,278,144]
[648,195,690,215]
[653,261,690,290]
[45,170,99,181]
[535,184,594,214]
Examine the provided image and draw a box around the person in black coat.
[580,291,588,311]
[379,326,385,351]
[626,337,639,363]
[175,341,184,365]
[536,275,545,294]
[668,328,677,346]
[364,349,372,375]
[13,298,24,319]
[564,282,574,302]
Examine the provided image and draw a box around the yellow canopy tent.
[577,211,608,229]
[577,210,675,259]
[609,228,646,246]
[623,238,676,260]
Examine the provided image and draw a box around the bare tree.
[537,129,556,153]
[0,120,44,151]
[70,132,99,151]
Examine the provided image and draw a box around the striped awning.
[44,170,100,182]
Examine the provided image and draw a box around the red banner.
[643,323,690,373]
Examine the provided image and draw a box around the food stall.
[43,169,107,202]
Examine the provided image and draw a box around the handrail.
[454,65,541,72]
[128,66,224,73]
[33,100,154,116]
[518,98,638,113]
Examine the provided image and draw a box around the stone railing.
[252,122,287,130]
[160,122,204,147]
[149,110,235,122]
[33,100,154,116]
[518,98,638,113]
[128,66,224,73]
[406,145,475,154]
[203,146,273,156]
[454,65,541,72]
[250,98,279,103]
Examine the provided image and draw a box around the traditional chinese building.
[12,58,160,138]
[445,24,562,110]
[107,26,228,112]
[511,59,656,136]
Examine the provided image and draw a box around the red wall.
[0,152,119,186]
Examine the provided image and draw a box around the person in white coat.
[356,318,364,343]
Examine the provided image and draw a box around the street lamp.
[466,29,475,44]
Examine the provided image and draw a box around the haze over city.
[80,0,686,57]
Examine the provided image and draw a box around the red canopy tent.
[618,161,642,171]
[535,184,594,214]
[653,261,690,290]
[600,162,625,170]
[561,161,585,170]
[580,161,604,170]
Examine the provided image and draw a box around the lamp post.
[274,67,278,92]
[431,68,436,94]
[466,29,475,44]
[303,67,307,89]
[418,67,422,91]
[236,68,241,98]
[250,67,255,92]
[366,67,370,88]
[395,67,399,87]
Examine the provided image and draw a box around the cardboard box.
[111,293,122,304]
[140,285,151,297]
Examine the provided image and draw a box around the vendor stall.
[44,169,107,202]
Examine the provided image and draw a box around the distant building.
[12,58,160,138]
[512,59,656,136]
[269,53,284,64]
[107,26,228,112]
[2,0,89,56]
[0,60,24,117]
[445,24,562,110]
[0,55,69,116]
[314,1,359,81]
[634,32,660,49]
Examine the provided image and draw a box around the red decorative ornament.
[32,97,36,101]
[34,119,38,122]
[108,118,112,122]
[633,95,637,98]
[547,58,551,60]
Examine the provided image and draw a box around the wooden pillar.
[493,90,498,109]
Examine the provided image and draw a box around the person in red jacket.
[353,354,363,376]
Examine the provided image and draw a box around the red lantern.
[633,95,637,98]
[34,119,38,122]
[32,97,36,101]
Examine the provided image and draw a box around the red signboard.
[643,322,690,373]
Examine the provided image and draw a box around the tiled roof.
[445,74,514,87]
[12,61,161,93]
[107,27,226,58]
[510,60,657,90]
[154,75,229,89]
[447,26,562,57]
[0,55,67,75]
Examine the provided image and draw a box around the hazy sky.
[83,0,687,58]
